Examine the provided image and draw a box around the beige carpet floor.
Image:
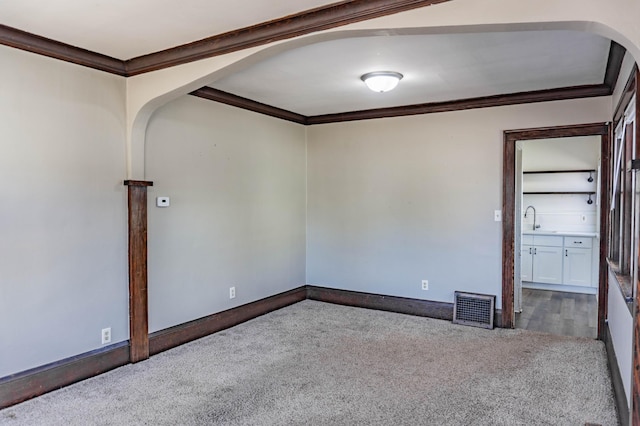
[0,300,618,425]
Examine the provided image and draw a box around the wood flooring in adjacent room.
[515,288,597,339]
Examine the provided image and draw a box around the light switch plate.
[494,210,502,222]
[157,197,170,207]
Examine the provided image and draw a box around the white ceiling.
[0,1,614,117]
[209,30,610,116]
[0,0,338,59]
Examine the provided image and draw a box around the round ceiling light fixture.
[360,71,403,93]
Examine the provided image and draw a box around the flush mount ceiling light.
[360,71,403,93]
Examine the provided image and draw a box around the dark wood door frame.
[501,123,610,339]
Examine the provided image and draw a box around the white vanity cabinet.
[562,237,593,286]
[521,245,534,282]
[521,233,596,291]
[521,235,564,285]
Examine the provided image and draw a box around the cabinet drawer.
[522,235,534,245]
[533,235,563,247]
[564,237,592,248]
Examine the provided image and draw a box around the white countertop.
[522,230,598,238]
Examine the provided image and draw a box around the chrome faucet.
[524,205,540,231]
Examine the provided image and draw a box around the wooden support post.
[124,180,153,363]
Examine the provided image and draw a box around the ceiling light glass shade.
[361,71,403,93]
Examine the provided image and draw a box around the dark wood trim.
[149,286,307,355]
[0,0,622,127]
[306,85,611,125]
[502,135,516,329]
[306,285,503,327]
[502,123,610,331]
[614,65,638,125]
[0,1,452,77]
[197,84,612,126]
[598,126,611,340]
[0,1,451,77]
[504,123,609,140]
[604,41,626,90]
[0,287,307,409]
[307,285,453,320]
[523,169,596,174]
[190,87,307,124]
[123,180,153,187]
[124,180,153,363]
[0,24,125,76]
[0,342,129,409]
[125,0,451,76]
[187,31,622,125]
[605,323,630,426]
[522,191,596,195]
[631,66,640,426]
[0,0,624,115]
[2,284,509,409]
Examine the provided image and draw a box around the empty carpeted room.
[1,1,639,425]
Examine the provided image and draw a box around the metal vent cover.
[453,291,496,329]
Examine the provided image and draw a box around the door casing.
[501,123,610,339]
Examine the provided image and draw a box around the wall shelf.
[523,191,596,195]
[523,169,596,174]
[523,169,597,204]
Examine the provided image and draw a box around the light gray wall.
[145,96,307,332]
[0,45,618,381]
[0,46,128,377]
[306,98,610,307]
[608,271,633,407]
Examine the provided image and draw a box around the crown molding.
[305,84,612,124]
[190,87,307,124]
[0,1,450,77]
[124,0,450,75]
[0,0,625,124]
[192,84,611,126]
[0,24,126,75]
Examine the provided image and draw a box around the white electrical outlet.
[229,286,236,299]
[101,327,111,345]
[421,280,429,290]
[494,210,502,222]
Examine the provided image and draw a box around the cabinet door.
[521,245,533,282]
[533,246,563,284]
[563,247,592,286]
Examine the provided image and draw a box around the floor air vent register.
[453,291,496,329]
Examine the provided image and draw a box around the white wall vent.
[453,291,496,329]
